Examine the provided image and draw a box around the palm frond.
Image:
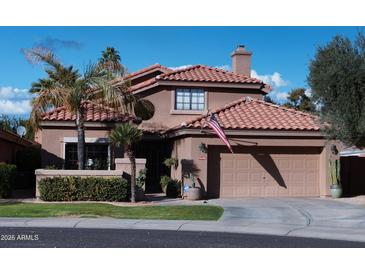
[110,123,143,149]
[98,47,124,77]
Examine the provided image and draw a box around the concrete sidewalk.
[1,216,365,243]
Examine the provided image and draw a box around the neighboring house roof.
[0,128,37,146]
[128,64,268,93]
[170,97,320,132]
[41,102,134,123]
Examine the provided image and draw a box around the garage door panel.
[306,159,319,169]
[222,159,234,169]
[220,151,320,197]
[250,172,263,183]
[222,173,234,182]
[221,186,235,197]
[248,186,265,196]
[237,172,249,181]
[237,159,249,169]
[277,159,291,170]
[264,186,278,196]
[293,159,305,169]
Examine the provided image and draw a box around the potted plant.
[160,175,170,193]
[163,157,178,169]
[166,179,181,198]
[136,168,147,201]
[329,159,342,198]
[187,173,201,200]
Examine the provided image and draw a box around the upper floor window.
[175,88,205,111]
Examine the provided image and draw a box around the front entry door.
[134,140,171,193]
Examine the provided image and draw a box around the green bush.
[166,179,181,198]
[0,163,17,198]
[39,176,130,202]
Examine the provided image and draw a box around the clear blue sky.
[0,26,361,117]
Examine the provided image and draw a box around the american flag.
[207,113,233,153]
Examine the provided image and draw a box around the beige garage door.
[220,152,320,197]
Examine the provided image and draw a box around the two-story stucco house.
[35,46,331,198]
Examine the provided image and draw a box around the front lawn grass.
[0,203,223,220]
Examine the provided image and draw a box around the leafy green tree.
[308,33,365,148]
[282,88,315,112]
[110,123,143,203]
[28,49,132,169]
[99,47,125,77]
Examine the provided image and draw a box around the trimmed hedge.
[39,176,130,202]
[0,163,17,198]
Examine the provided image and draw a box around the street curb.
[1,217,365,243]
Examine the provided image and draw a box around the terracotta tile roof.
[41,102,133,122]
[140,122,169,133]
[126,64,268,93]
[176,97,320,131]
[129,78,158,92]
[0,128,38,146]
[156,65,264,84]
[124,63,172,80]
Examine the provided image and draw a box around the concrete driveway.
[205,197,365,241]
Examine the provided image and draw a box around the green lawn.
[0,203,223,220]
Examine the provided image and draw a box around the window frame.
[174,88,206,111]
[62,137,111,170]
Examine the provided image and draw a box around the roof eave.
[127,66,171,81]
[39,120,128,128]
[131,80,265,94]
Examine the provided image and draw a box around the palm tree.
[110,123,143,203]
[28,49,133,170]
[99,47,125,77]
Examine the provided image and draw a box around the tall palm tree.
[99,47,125,77]
[28,49,133,170]
[110,123,143,203]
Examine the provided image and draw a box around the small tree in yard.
[308,33,365,148]
[110,123,143,203]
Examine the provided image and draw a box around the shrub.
[38,176,130,202]
[0,163,17,198]
[160,175,170,193]
[166,179,181,198]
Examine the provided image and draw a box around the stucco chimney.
[231,45,252,76]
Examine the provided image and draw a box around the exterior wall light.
[199,143,208,154]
